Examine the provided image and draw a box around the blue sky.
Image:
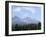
[11,5,41,21]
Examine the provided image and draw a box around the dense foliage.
[12,22,41,31]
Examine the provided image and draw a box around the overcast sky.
[11,5,41,21]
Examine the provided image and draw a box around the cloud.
[31,9,35,14]
[13,7,21,12]
[13,7,35,15]
[25,7,35,14]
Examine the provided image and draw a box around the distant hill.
[12,16,26,25]
[23,17,39,24]
[12,16,40,25]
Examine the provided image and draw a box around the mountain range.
[12,16,40,25]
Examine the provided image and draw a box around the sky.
[11,5,41,21]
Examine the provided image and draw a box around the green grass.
[12,22,41,31]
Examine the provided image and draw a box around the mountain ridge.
[12,16,40,25]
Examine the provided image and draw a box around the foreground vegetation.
[12,22,41,31]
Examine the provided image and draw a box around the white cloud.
[13,7,35,15]
[31,9,35,14]
[25,8,35,14]
[13,8,21,12]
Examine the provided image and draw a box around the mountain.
[12,16,40,25]
[23,17,39,24]
[12,16,25,25]
[23,17,32,24]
